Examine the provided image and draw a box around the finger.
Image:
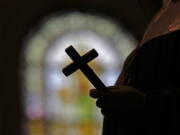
[96,98,107,108]
[101,108,113,117]
[101,108,106,116]
[96,99,102,108]
[89,89,101,98]
[109,86,141,94]
[107,86,119,89]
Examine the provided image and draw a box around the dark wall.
[0,0,160,135]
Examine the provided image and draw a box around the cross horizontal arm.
[62,48,98,76]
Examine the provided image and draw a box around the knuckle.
[96,99,102,108]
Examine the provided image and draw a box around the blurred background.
[0,0,162,135]
[22,12,136,135]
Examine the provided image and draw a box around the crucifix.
[62,45,113,135]
[62,45,107,91]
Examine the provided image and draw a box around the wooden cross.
[62,45,107,91]
[62,45,113,135]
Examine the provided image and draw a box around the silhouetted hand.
[89,86,145,120]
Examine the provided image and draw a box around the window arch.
[22,12,136,135]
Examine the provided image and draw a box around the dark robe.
[102,1,180,135]
[123,30,180,135]
[103,30,179,135]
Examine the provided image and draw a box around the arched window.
[22,12,136,135]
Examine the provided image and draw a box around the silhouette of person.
[90,0,180,135]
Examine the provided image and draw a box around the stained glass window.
[21,12,136,135]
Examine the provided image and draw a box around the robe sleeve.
[143,88,180,135]
[131,31,180,134]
